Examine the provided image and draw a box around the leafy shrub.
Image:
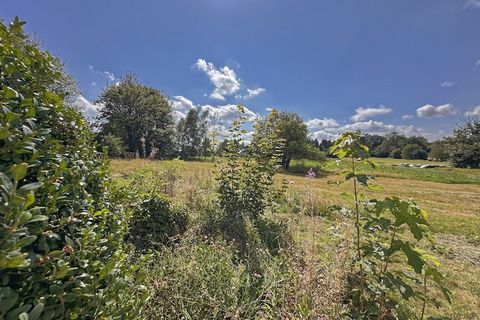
[100,133,126,158]
[129,193,189,249]
[402,144,428,160]
[428,142,448,162]
[217,107,282,221]
[329,132,451,318]
[446,119,480,168]
[389,148,402,159]
[0,18,147,319]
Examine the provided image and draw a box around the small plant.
[329,132,451,319]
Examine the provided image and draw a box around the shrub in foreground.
[0,18,146,319]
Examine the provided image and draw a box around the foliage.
[128,193,189,249]
[428,142,448,162]
[402,144,428,160]
[175,108,210,159]
[446,118,480,168]
[144,239,301,319]
[96,73,175,157]
[329,132,451,319]
[389,148,402,159]
[0,18,147,319]
[360,133,430,159]
[217,106,283,221]
[254,110,311,169]
[287,159,324,175]
[100,133,125,158]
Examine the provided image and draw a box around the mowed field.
[110,158,480,319]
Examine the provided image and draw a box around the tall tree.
[254,110,310,169]
[446,119,480,168]
[96,73,175,157]
[176,108,209,158]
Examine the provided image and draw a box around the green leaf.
[401,243,424,274]
[17,211,32,225]
[18,312,28,320]
[28,215,48,223]
[19,182,42,192]
[17,235,37,248]
[0,287,18,315]
[10,163,28,181]
[3,86,19,99]
[28,303,43,320]
[24,193,35,208]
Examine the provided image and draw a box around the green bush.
[389,148,402,159]
[100,133,126,158]
[129,193,189,249]
[447,119,480,168]
[402,143,428,160]
[0,18,147,319]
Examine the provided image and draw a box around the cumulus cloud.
[401,114,413,119]
[170,95,196,120]
[170,95,259,128]
[416,103,457,118]
[476,59,480,68]
[350,106,392,122]
[195,59,241,100]
[465,105,480,116]
[440,81,456,88]
[243,88,266,99]
[307,118,426,141]
[74,95,102,121]
[305,118,339,130]
[202,104,259,123]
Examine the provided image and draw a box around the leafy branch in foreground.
[330,132,451,319]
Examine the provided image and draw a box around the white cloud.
[465,0,480,8]
[202,104,259,123]
[440,81,456,88]
[402,114,413,119]
[416,103,457,118]
[306,118,339,130]
[307,118,426,141]
[171,95,195,112]
[74,95,102,121]
[350,105,392,121]
[465,105,480,116]
[170,95,259,128]
[475,59,480,68]
[195,59,241,100]
[243,87,266,99]
[88,65,116,82]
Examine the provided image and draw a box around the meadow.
[111,158,480,319]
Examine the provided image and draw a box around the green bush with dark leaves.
[128,193,189,249]
[0,18,147,319]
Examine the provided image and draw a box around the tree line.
[93,74,479,168]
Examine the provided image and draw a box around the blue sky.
[3,0,480,140]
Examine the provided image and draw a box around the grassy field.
[111,158,480,319]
